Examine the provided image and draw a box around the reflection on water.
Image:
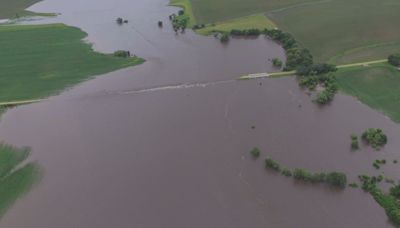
[0,0,399,227]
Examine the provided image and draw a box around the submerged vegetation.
[250,147,260,158]
[361,128,387,150]
[359,175,400,226]
[0,144,41,217]
[264,156,347,189]
[351,134,359,150]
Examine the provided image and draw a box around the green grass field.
[0,24,144,102]
[0,144,42,217]
[0,0,51,19]
[337,64,400,122]
[186,0,400,64]
[196,14,276,35]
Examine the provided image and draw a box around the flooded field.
[0,0,399,227]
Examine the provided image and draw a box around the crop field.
[187,0,400,63]
[337,64,400,123]
[0,24,144,102]
[196,14,276,35]
[0,144,41,217]
[0,0,45,19]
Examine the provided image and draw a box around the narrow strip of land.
[239,59,388,80]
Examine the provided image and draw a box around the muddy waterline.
[0,0,399,227]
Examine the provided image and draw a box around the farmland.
[187,0,400,63]
[0,24,143,102]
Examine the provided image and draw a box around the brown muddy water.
[1,0,400,227]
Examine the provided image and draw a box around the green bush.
[388,53,400,67]
[250,147,260,158]
[265,157,281,171]
[362,128,388,149]
[272,58,283,67]
[326,172,347,188]
[351,134,359,149]
[113,50,130,58]
[220,33,229,43]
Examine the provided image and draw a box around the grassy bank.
[187,0,400,63]
[196,14,276,35]
[0,24,144,102]
[336,64,400,123]
[0,0,53,19]
[0,144,42,217]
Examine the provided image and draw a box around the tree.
[272,58,283,67]
[388,53,400,67]
[326,172,347,188]
[116,17,123,25]
[220,33,229,43]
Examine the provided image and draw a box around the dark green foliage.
[316,90,334,104]
[220,33,229,43]
[265,157,281,171]
[264,29,297,50]
[281,168,292,177]
[394,160,398,164]
[299,76,318,90]
[362,128,388,149]
[373,161,380,169]
[349,183,359,188]
[359,176,400,227]
[178,10,184,16]
[326,172,347,188]
[296,63,337,76]
[272,58,283,67]
[171,13,189,31]
[293,168,313,181]
[351,134,359,150]
[229,28,261,36]
[113,50,130,58]
[285,48,313,71]
[250,147,260,158]
[388,53,400,67]
[390,185,400,199]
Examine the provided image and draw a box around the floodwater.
[1,0,400,227]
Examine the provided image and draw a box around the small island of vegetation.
[362,128,388,150]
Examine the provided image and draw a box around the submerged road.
[239,59,388,79]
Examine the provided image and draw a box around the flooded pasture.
[0,0,400,227]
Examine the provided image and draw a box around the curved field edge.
[0,23,144,102]
[196,14,276,36]
[336,64,400,123]
[169,0,277,35]
[0,144,43,218]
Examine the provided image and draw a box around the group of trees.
[296,63,337,76]
[351,134,359,150]
[116,18,128,25]
[272,58,283,68]
[359,175,400,226]
[113,50,131,58]
[388,53,400,67]
[361,128,388,150]
[230,28,262,36]
[293,169,347,188]
[264,156,347,188]
[169,12,188,33]
[298,73,338,105]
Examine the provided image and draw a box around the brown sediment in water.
[0,0,398,227]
